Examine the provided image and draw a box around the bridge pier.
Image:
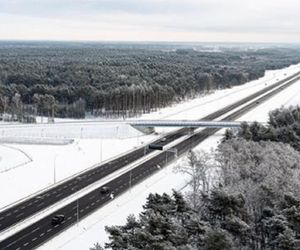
[132,125,155,135]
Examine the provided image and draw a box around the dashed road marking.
[16,212,24,218]
[37,202,45,208]
[31,227,40,233]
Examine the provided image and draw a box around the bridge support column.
[188,127,194,135]
[132,126,155,135]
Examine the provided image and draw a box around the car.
[160,137,167,142]
[100,186,110,194]
[148,144,163,150]
[51,214,65,226]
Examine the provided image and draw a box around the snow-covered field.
[1,63,300,249]
[0,136,156,209]
[0,145,32,173]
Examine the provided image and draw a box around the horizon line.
[0,39,300,45]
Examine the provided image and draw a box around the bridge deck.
[129,120,242,128]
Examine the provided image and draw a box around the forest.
[1,42,300,120]
[93,106,300,250]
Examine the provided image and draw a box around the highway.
[0,72,300,249]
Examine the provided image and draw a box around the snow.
[37,65,300,249]
[1,63,300,249]
[0,136,154,209]
[0,137,73,145]
[0,144,32,173]
[0,122,142,140]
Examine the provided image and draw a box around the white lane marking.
[37,202,45,208]
[16,212,24,218]
[32,237,37,242]
[4,239,17,248]
[40,233,45,237]
[89,195,95,200]
[31,227,40,233]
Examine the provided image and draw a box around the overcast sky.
[0,0,300,43]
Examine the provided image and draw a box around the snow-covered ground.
[1,63,300,249]
[0,136,155,209]
[0,145,32,173]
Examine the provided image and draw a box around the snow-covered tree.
[174,150,213,208]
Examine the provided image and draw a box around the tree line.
[93,106,300,249]
[1,42,300,120]
[224,105,300,151]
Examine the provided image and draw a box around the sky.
[0,0,300,43]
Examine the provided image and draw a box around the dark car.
[51,214,65,226]
[100,186,110,194]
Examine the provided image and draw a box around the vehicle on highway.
[148,144,163,150]
[100,186,110,194]
[160,137,167,142]
[51,214,65,226]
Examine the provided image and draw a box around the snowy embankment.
[33,64,300,249]
[0,63,300,249]
[0,137,73,145]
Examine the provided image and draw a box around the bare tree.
[174,149,213,208]
[11,92,22,121]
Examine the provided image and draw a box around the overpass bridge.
[129,120,244,134]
